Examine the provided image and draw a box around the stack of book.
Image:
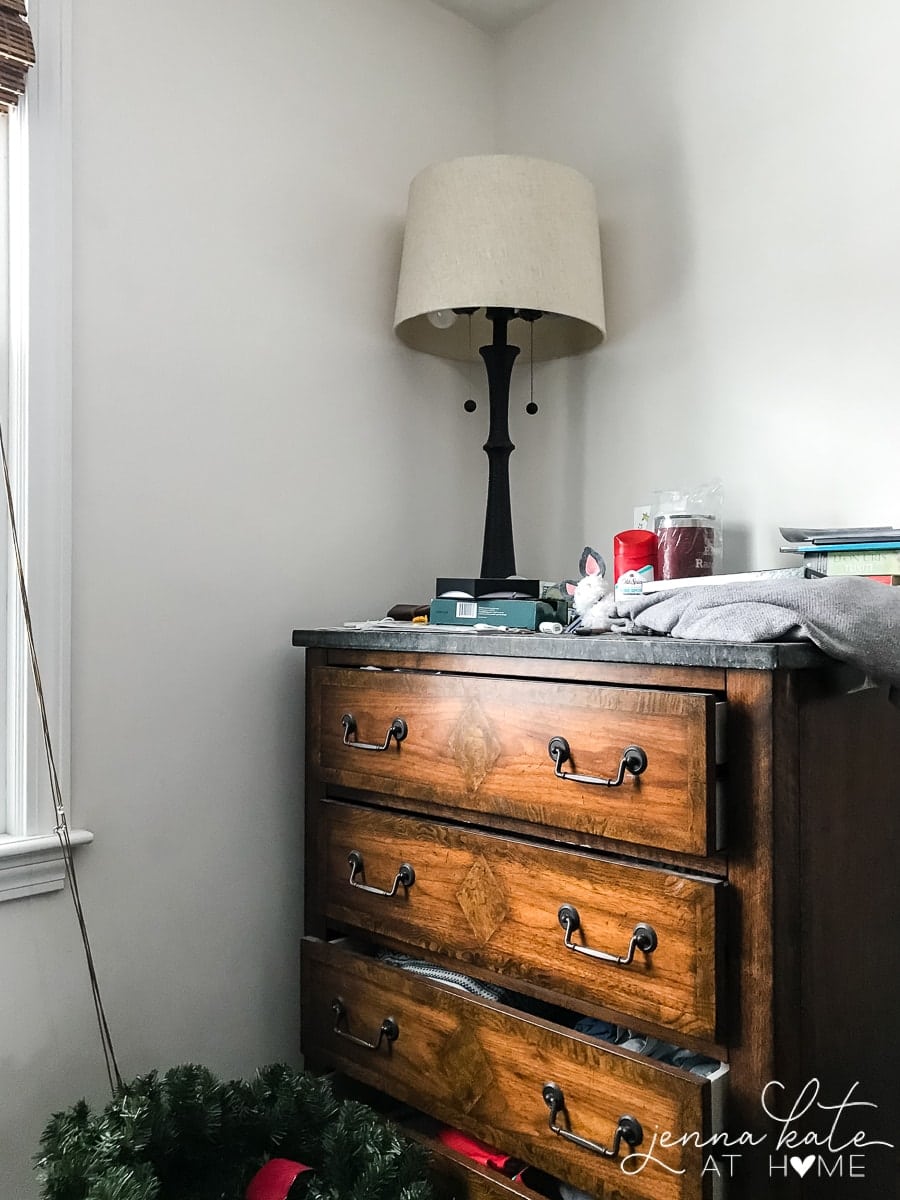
[780,526,900,584]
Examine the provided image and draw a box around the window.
[0,0,89,900]
[1,114,8,812]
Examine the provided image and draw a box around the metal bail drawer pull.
[347,850,416,896]
[548,737,647,786]
[542,1083,643,1159]
[341,712,408,752]
[331,999,399,1051]
[558,904,658,964]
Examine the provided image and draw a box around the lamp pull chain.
[526,319,538,414]
[464,311,476,413]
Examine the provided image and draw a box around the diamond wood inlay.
[457,853,510,945]
[447,700,501,793]
[440,1022,494,1113]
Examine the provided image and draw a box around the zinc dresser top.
[291,626,832,670]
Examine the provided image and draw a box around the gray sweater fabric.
[581,576,900,689]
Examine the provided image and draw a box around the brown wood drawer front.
[301,939,725,1200]
[318,801,724,1043]
[312,667,718,855]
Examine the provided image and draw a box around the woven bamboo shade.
[0,0,34,112]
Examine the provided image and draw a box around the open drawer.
[301,938,728,1200]
[411,1121,577,1200]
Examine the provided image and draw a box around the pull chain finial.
[526,319,538,414]
[463,309,477,412]
[519,310,540,414]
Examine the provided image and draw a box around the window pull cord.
[1,417,122,1095]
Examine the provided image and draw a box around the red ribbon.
[246,1158,312,1200]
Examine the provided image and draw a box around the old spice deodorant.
[613,529,657,601]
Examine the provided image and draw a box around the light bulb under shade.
[426,309,458,329]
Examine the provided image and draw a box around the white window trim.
[1,0,91,901]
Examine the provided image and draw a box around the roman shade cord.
[1,419,123,1094]
[0,0,35,112]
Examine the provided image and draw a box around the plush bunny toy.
[562,546,611,624]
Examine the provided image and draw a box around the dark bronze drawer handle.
[347,850,416,896]
[331,998,399,1051]
[548,737,647,786]
[558,904,658,964]
[341,712,408,752]
[542,1083,643,1159]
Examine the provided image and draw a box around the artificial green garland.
[36,1063,435,1200]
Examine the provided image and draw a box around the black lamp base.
[478,308,521,578]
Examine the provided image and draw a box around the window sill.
[0,829,93,902]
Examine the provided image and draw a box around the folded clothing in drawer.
[375,950,510,1001]
[573,1016,721,1077]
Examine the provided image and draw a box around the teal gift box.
[428,596,568,630]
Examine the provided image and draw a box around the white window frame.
[0,0,90,901]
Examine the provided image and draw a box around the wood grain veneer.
[314,666,718,855]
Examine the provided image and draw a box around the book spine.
[806,550,900,575]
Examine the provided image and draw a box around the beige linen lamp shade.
[393,154,606,361]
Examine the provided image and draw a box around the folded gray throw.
[582,576,900,688]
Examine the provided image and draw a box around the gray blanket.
[582,576,900,688]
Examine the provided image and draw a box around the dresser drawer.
[416,1128,559,1200]
[301,939,726,1200]
[312,667,719,855]
[317,800,724,1042]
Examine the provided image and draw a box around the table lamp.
[394,154,606,579]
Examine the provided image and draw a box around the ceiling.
[429,0,556,34]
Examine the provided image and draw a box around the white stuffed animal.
[562,546,612,628]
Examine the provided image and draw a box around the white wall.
[0,2,493,1194]
[9,0,900,1191]
[498,0,900,581]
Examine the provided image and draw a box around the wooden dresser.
[292,628,900,1200]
